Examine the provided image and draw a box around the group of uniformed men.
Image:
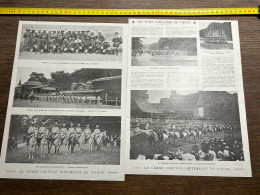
[34,93,120,106]
[27,120,102,145]
[21,28,122,55]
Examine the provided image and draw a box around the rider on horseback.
[83,124,91,140]
[93,125,101,144]
[38,120,47,145]
[75,124,82,139]
[60,123,67,144]
[68,123,75,139]
[51,120,60,143]
[26,122,37,145]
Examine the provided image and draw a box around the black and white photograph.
[130,90,243,161]
[19,24,123,61]
[199,22,233,50]
[13,67,122,109]
[131,37,197,66]
[6,115,121,164]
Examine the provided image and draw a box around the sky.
[147,90,235,103]
[141,37,160,45]
[147,90,199,103]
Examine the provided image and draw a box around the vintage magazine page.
[126,19,252,177]
[0,21,127,181]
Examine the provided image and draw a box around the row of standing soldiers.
[21,29,122,55]
[35,93,120,106]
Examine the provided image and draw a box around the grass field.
[200,40,233,50]
[19,51,122,62]
[6,145,120,165]
[13,100,120,109]
[132,55,197,66]
[130,129,241,160]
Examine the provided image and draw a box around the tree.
[132,37,144,50]
[28,72,49,84]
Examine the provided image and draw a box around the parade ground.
[130,128,241,160]
[6,144,120,165]
[19,51,122,62]
[13,100,120,109]
[132,55,197,66]
[200,40,233,50]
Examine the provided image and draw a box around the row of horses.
[25,131,107,159]
[148,125,240,148]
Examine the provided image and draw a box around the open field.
[200,39,233,50]
[13,100,120,109]
[130,121,241,160]
[132,55,197,66]
[6,144,120,165]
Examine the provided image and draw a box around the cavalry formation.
[134,121,243,161]
[24,120,120,159]
[20,28,122,55]
[147,123,241,148]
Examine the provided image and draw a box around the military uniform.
[93,126,101,141]
[82,126,90,141]
[26,125,37,144]
[75,125,82,138]
[68,125,75,138]
[51,124,59,139]
[112,33,122,56]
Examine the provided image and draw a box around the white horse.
[94,131,106,151]
[26,132,38,159]
[168,131,180,144]
[49,134,62,154]
[39,131,49,157]
[190,130,197,142]
[60,133,69,155]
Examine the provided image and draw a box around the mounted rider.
[83,124,92,140]
[60,123,67,144]
[75,124,82,139]
[26,122,37,145]
[93,125,101,144]
[51,120,60,142]
[68,123,75,139]
[38,119,47,144]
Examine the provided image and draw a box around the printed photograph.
[130,90,244,161]
[199,22,233,50]
[19,24,123,61]
[13,67,121,109]
[6,115,121,164]
[131,37,197,66]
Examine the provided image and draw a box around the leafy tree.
[132,37,144,50]
[28,72,49,84]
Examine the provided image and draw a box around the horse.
[168,131,180,144]
[103,135,112,148]
[148,131,158,146]
[59,133,69,155]
[39,132,49,157]
[48,133,62,154]
[94,131,106,151]
[190,130,197,142]
[180,131,188,142]
[157,132,169,150]
[26,132,38,159]
[85,133,94,153]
